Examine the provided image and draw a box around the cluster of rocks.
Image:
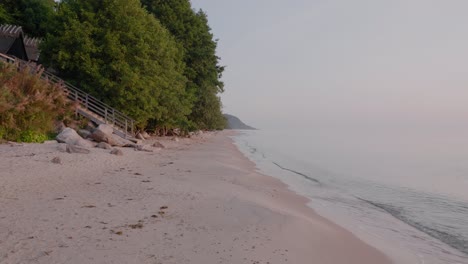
[54,124,161,155]
[135,131,151,140]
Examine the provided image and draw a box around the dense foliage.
[0,63,73,142]
[0,5,12,24]
[0,0,56,37]
[40,0,192,129]
[141,0,226,130]
[2,0,226,132]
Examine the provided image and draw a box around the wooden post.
[104,108,108,123]
[125,120,128,139]
[85,94,89,110]
[74,91,79,117]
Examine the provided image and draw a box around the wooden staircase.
[0,53,136,139]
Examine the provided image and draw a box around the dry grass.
[0,62,74,142]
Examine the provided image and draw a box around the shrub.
[0,62,74,142]
[18,130,48,143]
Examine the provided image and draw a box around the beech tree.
[41,0,192,128]
[0,0,56,37]
[141,0,226,130]
[0,4,12,24]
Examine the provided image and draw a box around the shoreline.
[0,131,391,263]
[223,131,393,263]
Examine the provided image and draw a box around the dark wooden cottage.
[24,36,41,62]
[0,25,28,60]
[0,24,41,62]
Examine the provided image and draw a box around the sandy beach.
[0,131,391,264]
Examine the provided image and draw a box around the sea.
[232,128,468,264]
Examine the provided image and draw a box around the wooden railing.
[0,53,15,63]
[40,71,135,138]
[1,53,135,138]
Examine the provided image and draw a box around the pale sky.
[191,0,468,130]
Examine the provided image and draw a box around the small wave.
[358,198,468,257]
[243,141,258,154]
[272,162,321,184]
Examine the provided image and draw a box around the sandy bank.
[0,131,391,264]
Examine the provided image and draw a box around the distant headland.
[224,114,256,130]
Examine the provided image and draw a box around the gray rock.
[121,142,137,148]
[97,124,114,135]
[54,121,66,133]
[55,128,94,148]
[96,142,112,150]
[75,138,96,148]
[152,142,165,149]
[110,148,123,156]
[134,145,153,152]
[172,137,179,142]
[56,128,82,145]
[51,157,61,164]
[128,138,142,144]
[114,136,135,147]
[90,129,121,146]
[90,125,134,147]
[43,140,58,144]
[85,122,97,131]
[90,129,112,143]
[141,131,150,139]
[114,136,136,147]
[78,129,92,139]
[66,144,90,154]
[136,133,145,140]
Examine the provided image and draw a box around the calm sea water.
[232,129,468,264]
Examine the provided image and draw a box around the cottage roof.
[0,25,23,38]
[0,24,42,61]
[24,36,41,62]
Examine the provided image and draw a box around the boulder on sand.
[152,142,165,149]
[56,128,94,148]
[96,142,112,150]
[110,148,123,156]
[90,129,120,146]
[141,131,150,139]
[134,145,154,152]
[75,138,95,148]
[78,129,91,139]
[66,144,90,154]
[97,124,114,134]
[90,124,132,147]
[136,133,145,140]
[56,128,81,144]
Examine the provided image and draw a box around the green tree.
[1,0,56,37]
[0,4,13,24]
[41,0,191,129]
[141,0,226,130]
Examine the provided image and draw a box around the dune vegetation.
[0,63,73,142]
[1,0,226,135]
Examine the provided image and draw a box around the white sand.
[0,131,391,264]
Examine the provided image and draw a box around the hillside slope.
[224,114,256,130]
